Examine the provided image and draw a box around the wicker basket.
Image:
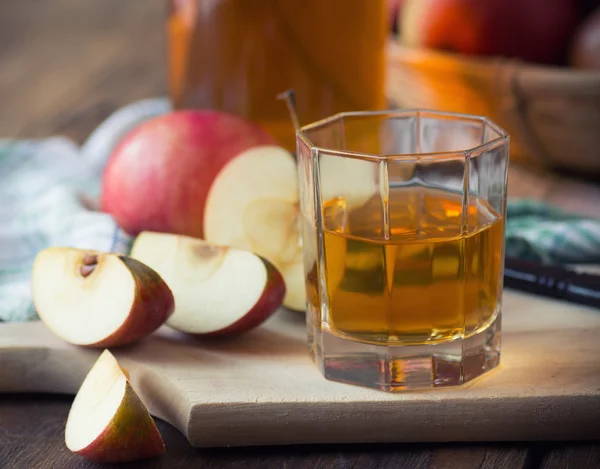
[385,40,600,176]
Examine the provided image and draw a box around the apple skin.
[198,257,286,338]
[32,248,175,348]
[91,256,175,348]
[129,231,287,337]
[100,110,277,238]
[74,381,165,463]
[401,0,580,64]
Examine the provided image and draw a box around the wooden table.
[1,1,599,468]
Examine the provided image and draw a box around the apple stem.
[80,254,98,277]
[277,89,301,131]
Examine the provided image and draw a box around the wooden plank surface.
[0,0,165,143]
[540,446,600,469]
[5,395,598,469]
[426,447,530,469]
[0,396,535,469]
[2,290,600,448]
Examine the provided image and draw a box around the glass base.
[309,313,501,392]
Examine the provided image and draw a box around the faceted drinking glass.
[296,110,509,391]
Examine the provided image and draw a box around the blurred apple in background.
[570,6,600,70]
[400,0,580,65]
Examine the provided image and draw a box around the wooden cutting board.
[1,290,600,448]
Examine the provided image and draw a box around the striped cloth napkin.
[0,98,171,322]
[1,98,600,323]
[505,200,600,264]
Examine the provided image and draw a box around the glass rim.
[297,109,509,162]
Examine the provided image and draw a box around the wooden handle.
[0,323,98,394]
[0,323,192,441]
[0,347,96,395]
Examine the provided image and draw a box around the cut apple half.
[31,247,174,347]
[203,145,303,310]
[130,231,286,336]
[66,350,165,462]
[203,144,378,311]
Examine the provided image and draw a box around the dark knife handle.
[504,257,600,309]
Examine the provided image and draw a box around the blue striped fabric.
[0,98,171,322]
[506,199,600,264]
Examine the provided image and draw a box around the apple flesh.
[65,350,165,462]
[202,145,378,311]
[202,145,304,311]
[31,247,174,347]
[130,231,286,336]
[101,110,277,238]
[400,0,579,65]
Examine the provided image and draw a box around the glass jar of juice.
[167,0,388,152]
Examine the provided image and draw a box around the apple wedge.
[66,350,165,462]
[31,247,174,347]
[203,146,303,310]
[203,145,377,311]
[130,232,285,336]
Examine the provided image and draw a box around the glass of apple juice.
[296,110,510,391]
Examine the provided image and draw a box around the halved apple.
[31,247,174,347]
[203,146,303,310]
[202,145,378,311]
[130,231,285,336]
[65,350,165,462]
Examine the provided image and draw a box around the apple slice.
[66,350,165,462]
[130,231,285,336]
[203,145,377,311]
[31,247,174,347]
[203,145,303,311]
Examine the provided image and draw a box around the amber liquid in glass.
[167,0,387,152]
[307,187,504,346]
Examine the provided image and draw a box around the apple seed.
[193,243,224,260]
[80,254,98,277]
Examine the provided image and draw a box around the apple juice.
[305,186,504,346]
[167,0,388,151]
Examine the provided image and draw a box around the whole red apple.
[101,110,277,237]
[401,0,580,64]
